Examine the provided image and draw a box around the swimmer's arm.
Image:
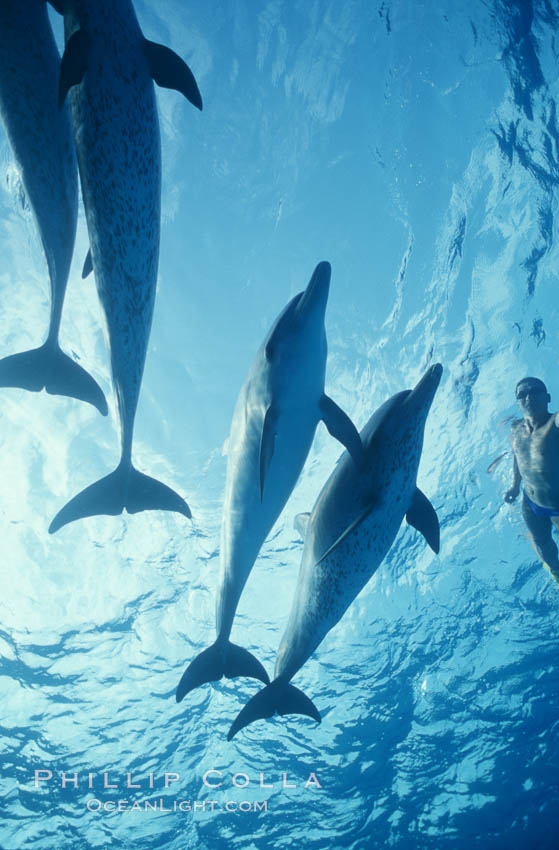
[504,454,521,503]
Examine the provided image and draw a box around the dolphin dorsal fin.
[406,488,440,554]
[294,512,310,539]
[259,404,278,501]
[319,395,363,466]
[315,501,375,565]
[143,40,203,110]
[59,29,89,108]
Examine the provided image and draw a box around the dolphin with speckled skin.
[48,0,202,533]
[176,261,364,703]
[228,364,442,739]
[0,0,107,414]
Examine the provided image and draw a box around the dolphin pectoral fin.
[227,681,321,741]
[176,640,269,703]
[316,503,374,565]
[259,404,278,501]
[406,487,440,554]
[49,467,126,534]
[144,40,203,110]
[319,395,363,465]
[0,344,108,414]
[125,469,191,519]
[82,248,93,279]
[294,512,311,539]
[59,29,89,108]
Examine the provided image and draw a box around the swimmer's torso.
[511,413,559,508]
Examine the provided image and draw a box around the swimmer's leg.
[548,517,559,583]
[522,498,559,579]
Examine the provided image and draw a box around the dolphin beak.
[412,363,443,407]
[295,261,331,323]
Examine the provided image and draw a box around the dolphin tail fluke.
[0,347,46,392]
[49,467,127,534]
[0,343,108,414]
[227,680,321,740]
[49,465,191,534]
[224,642,270,684]
[176,640,269,703]
[176,643,224,703]
[45,348,108,414]
[125,469,191,519]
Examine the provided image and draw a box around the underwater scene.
[1,0,559,847]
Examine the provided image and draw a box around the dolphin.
[228,363,443,739]
[48,0,202,533]
[176,261,364,703]
[0,0,107,414]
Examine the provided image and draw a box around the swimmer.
[504,377,559,581]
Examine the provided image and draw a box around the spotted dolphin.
[176,261,364,702]
[0,0,107,414]
[48,0,202,533]
[228,363,442,739]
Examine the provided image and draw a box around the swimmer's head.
[515,377,550,409]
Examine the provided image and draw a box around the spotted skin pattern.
[47,0,201,531]
[227,365,442,739]
[276,365,443,683]
[63,0,161,460]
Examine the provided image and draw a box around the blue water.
[1,0,559,847]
